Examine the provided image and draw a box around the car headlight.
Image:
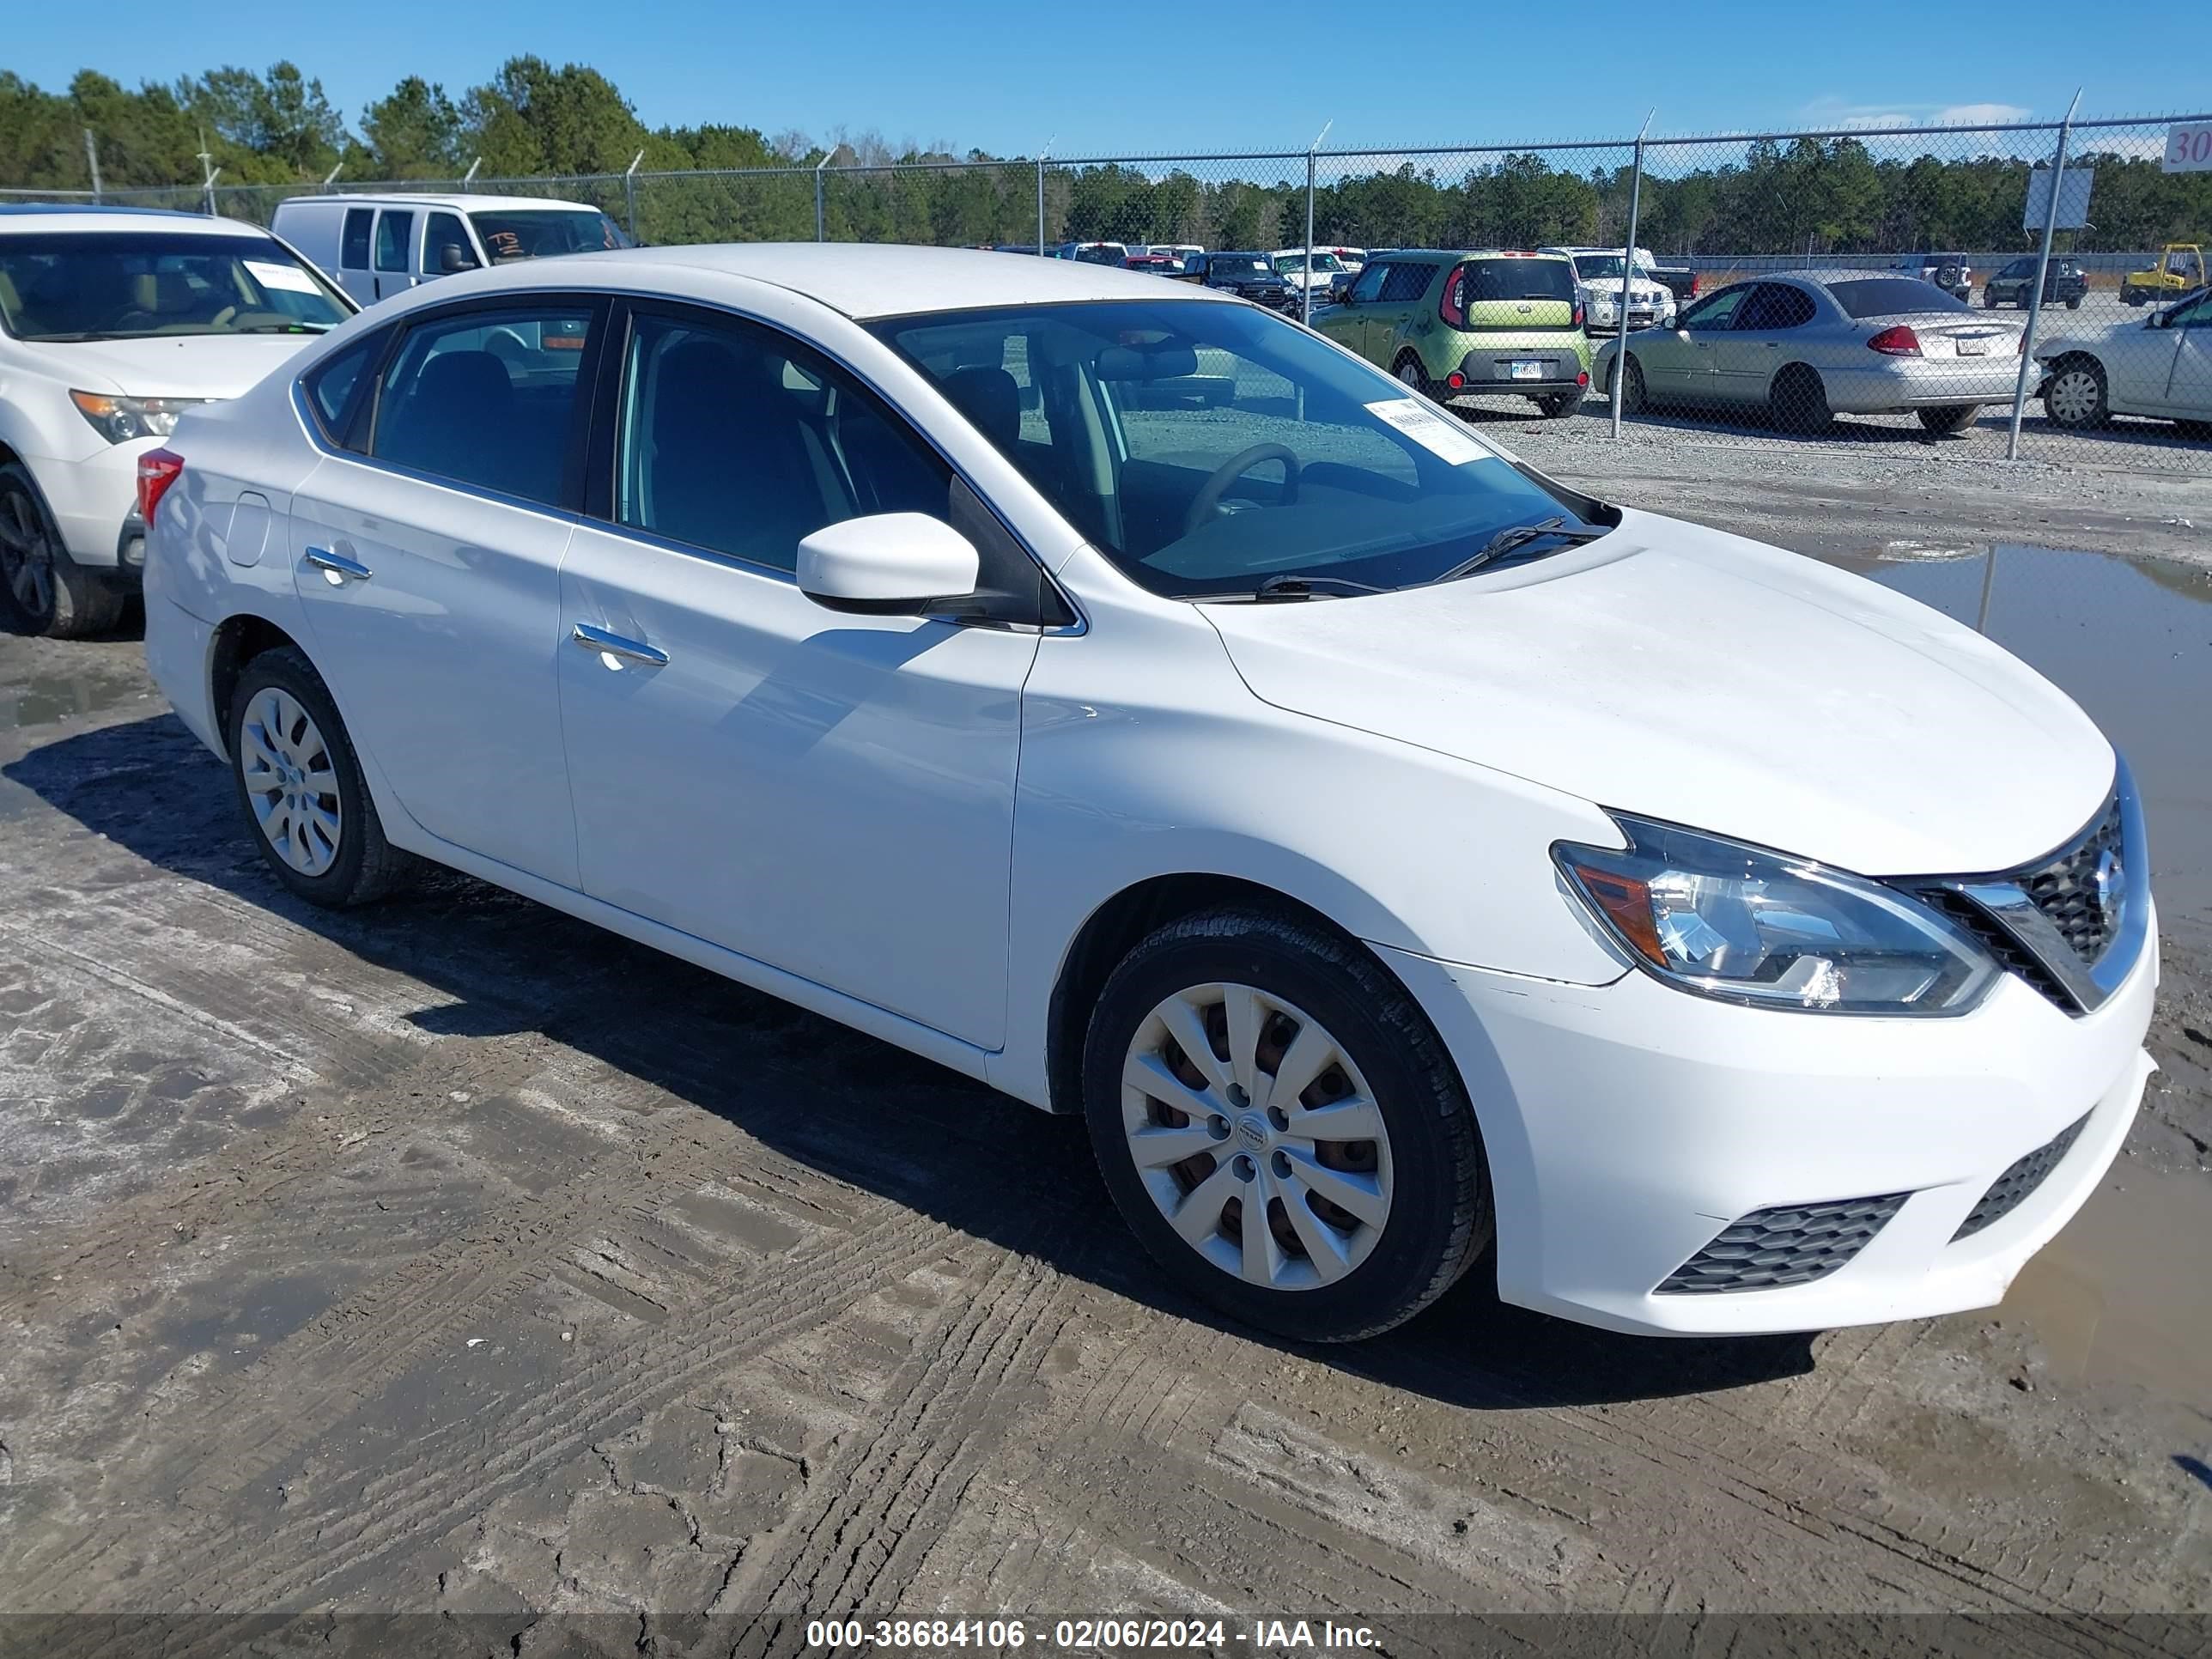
[1553,815,1998,1015]
[70,391,209,445]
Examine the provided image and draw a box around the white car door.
[2096,313,2185,416]
[554,303,1040,1049]
[289,295,603,886]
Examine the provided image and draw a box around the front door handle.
[305,546,372,584]
[571,622,669,667]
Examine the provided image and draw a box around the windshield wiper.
[1235,574,1392,602]
[1433,518,1606,584]
[234,323,328,333]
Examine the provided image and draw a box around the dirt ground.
[2,460,2210,1658]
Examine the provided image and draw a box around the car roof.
[0,205,262,233]
[274,192,605,215]
[423,242,1240,319]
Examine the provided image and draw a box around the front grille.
[1952,1115,2088,1242]
[2018,796,2124,963]
[1921,890,2073,1006]
[1656,1193,1909,1295]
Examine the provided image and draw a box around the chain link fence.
[6,109,2209,475]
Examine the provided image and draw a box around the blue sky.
[12,0,2211,157]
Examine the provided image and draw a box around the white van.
[270,193,630,307]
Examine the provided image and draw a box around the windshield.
[467,209,629,263]
[869,299,1602,600]
[1216,257,1271,275]
[0,231,349,341]
[1275,252,1345,273]
[1827,276,1971,319]
[1572,254,1656,282]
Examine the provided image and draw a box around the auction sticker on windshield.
[244,259,322,294]
[1365,398,1488,465]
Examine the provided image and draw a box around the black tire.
[2122,289,2146,307]
[1534,392,1581,419]
[1618,353,1647,415]
[2065,295,2083,310]
[228,646,417,908]
[1917,404,1979,435]
[1771,364,1832,435]
[1082,906,1491,1344]
[0,463,127,639]
[1982,288,1999,308]
[2042,354,2108,430]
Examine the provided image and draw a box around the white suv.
[0,206,353,635]
[1546,246,1677,334]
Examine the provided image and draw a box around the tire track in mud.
[722,1248,1079,1656]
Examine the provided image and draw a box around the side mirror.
[798,514,980,616]
[1337,289,1357,307]
[438,243,477,274]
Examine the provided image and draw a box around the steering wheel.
[1182,443,1302,537]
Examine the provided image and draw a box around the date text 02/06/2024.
[803,1617,1381,1651]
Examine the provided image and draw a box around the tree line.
[3,60,2205,255]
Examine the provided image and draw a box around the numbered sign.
[2166,121,2212,173]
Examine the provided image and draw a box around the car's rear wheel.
[1917,404,1979,435]
[1082,906,1490,1343]
[2065,295,2083,310]
[1392,351,1431,398]
[1982,288,1999,308]
[0,463,126,640]
[228,647,417,908]
[1771,364,1832,435]
[1535,392,1580,419]
[2043,356,2108,429]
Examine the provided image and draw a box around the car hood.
[1201,509,2112,877]
[39,334,324,399]
[2035,315,2163,355]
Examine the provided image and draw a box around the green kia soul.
[1316,249,1591,418]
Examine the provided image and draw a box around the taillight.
[1867,325,1922,356]
[1577,369,1590,386]
[1688,274,1701,298]
[1572,301,1585,328]
[137,447,185,523]
[1439,267,1466,328]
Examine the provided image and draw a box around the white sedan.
[142,245,2155,1343]
[2037,287,2212,434]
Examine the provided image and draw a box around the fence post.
[83,129,101,204]
[1036,157,1046,254]
[623,149,643,240]
[2007,89,2081,461]
[1303,123,1329,325]
[815,153,830,242]
[1610,111,1653,439]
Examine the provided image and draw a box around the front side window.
[0,231,350,341]
[1680,286,1749,331]
[340,209,373,270]
[616,312,951,573]
[369,304,593,504]
[373,210,414,274]
[1346,263,1391,304]
[872,299,1601,600]
[468,208,628,264]
[425,212,476,276]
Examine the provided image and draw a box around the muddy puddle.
[1829,542,2212,1405]
[1829,542,2212,938]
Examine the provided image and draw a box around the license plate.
[1954,336,1989,356]
[1508,360,1544,380]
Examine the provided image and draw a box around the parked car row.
[118,241,2155,1351]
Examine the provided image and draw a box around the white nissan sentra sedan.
[140,246,2156,1345]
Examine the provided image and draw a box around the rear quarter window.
[302,331,385,447]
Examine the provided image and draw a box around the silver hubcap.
[2049,368,2100,423]
[1396,361,1421,386]
[1121,982,1391,1291]
[240,687,343,877]
[0,488,55,621]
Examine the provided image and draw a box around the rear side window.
[302,331,383,447]
[370,305,594,505]
[340,210,372,270]
[1827,277,1967,319]
[373,211,413,274]
[1378,263,1433,303]
[1735,284,1817,331]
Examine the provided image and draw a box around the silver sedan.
[1594,271,2025,434]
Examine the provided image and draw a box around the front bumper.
[27,434,160,569]
[1379,917,2157,1337]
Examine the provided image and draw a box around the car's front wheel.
[1082,907,1490,1343]
[228,646,417,908]
[0,463,126,640]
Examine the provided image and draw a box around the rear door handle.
[304,546,372,583]
[571,622,669,667]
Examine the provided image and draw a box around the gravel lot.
[2,444,2209,1657]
